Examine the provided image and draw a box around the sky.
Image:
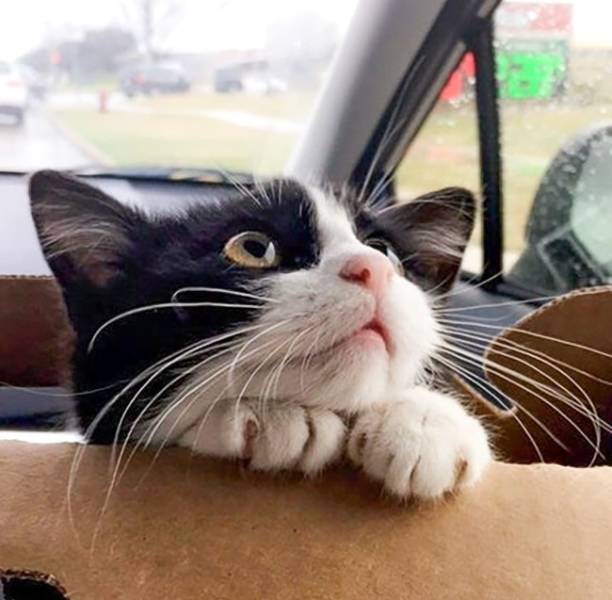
[0,0,359,60]
[0,0,611,61]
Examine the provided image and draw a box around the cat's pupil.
[244,239,267,258]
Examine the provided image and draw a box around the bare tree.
[121,0,181,60]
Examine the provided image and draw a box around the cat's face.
[29,170,474,442]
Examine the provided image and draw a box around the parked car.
[119,63,191,97]
[0,61,28,125]
[214,61,288,95]
[18,64,48,101]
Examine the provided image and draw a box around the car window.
[0,0,359,174]
[495,1,612,292]
[395,53,482,273]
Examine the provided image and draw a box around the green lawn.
[53,92,612,252]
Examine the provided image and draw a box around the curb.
[43,109,114,167]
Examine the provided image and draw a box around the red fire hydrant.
[98,89,108,113]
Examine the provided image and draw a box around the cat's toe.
[348,394,491,501]
[178,402,259,459]
[249,406,310,471]
[298,409,346,476]
[249,406,345,474]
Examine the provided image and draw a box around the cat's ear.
[29,170,141,289]
[379,187,476,293]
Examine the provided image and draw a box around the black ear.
[29,170,140,289]
[378,187,476,294]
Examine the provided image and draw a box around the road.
[0,107,92,172]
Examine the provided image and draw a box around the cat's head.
[29,170,474,440]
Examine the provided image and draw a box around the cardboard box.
[1,277,611,599]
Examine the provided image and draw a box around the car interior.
[1,0,610,434]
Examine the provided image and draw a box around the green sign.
[496,40,568,100]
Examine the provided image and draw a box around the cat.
[28,169,491,500]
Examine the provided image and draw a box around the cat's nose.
[340,253,393,296]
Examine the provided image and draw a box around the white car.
[0,61,28,125]
[242,73,289,95]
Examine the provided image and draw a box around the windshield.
[0,0,359,175]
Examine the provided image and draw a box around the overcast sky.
[0,0,610,61]
[0,0,358,59]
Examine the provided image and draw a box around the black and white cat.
[29,170,491,499]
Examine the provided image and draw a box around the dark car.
[119,63,190,97]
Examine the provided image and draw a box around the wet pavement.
[0,107,91,172]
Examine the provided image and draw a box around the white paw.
[347,388,491,500]
[179,401,346,476]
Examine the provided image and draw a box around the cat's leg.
[347,387,491,500]
[178,401,346,475]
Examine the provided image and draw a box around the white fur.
[161,186,491,499]
[179,401,345,476]
[347,387,491,499]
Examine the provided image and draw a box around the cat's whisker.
[111,339,247,481]
[115,344,267,490]
[222,339,297,439]
[107,324,268,469]
[186,384,235,459]
[252,328,314,423]
[171,286,279,304]
[436,317,612,363]
[356,55,425,208]
[268,327,314,405]
[437,344,571,453]
[440,335,606,464]
[433,353,545,463]
[139,320,290,453]
[440,326,611,433]
[431,269,506,303]
[68,334,214,531]
[109,322,285,482]
[435,293,571,313]
[0,379,128,398]
[226,319,291,385]
[438,342,604,461]
[138,337,281,473]
[87,300,264,353]
[67,324,266,534]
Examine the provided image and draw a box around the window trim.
[470,17,504,290]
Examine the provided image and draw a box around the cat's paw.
[347,387,491,500]
[179,402,346,476]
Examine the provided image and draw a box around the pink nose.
[340,253,393,296]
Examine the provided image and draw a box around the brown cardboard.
[0,276,71,387]
[1,443,612,600]
[485,286,612,465]
[1,277,611,599]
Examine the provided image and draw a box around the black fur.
[28,170,474,443]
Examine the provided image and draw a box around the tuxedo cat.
[29,170,491,499]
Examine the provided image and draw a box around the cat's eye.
[223,231,280,269]
[364,238,404,276]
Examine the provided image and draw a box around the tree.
[21,27,136,80]
[121,0,181,60]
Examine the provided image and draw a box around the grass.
[54,107,296,174]
[52,91,612,252]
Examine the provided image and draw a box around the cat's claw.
[179,402,346,476]
[347,387,491,500]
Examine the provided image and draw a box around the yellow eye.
[365,238,405,276]
[223,231,280,269]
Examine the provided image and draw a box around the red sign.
[496,2,572,36]
[440,53,475,102]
